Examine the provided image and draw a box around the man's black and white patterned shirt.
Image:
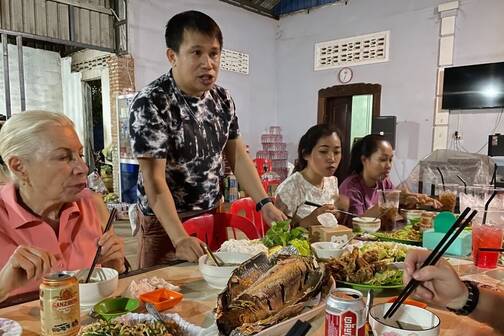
[129,71,239,215]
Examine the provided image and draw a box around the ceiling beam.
[219,0,279,20]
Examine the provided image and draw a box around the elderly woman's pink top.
[0,183,103,296]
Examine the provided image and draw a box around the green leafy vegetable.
[290,239,311,256]
[365,269,403,286]
[262,220,310,255]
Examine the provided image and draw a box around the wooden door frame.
[317,83,382,123]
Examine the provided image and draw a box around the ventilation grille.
[314,31,390,71]
[221,49,249,75]
[72,55,110,72]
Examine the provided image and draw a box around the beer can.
[40,273,80,336]
[325,288,366,336]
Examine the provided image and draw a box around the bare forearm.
[469,287,504,332]
[297,215,318,228]
[363,204,381,217]
[143,178,188,245]
[0,283,8,302]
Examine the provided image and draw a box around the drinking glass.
[472,210,504,269]
[437,183,458,212]
[378,190,400,231]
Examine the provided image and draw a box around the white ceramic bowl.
[71,267,119,307]
[198,252,253,289]
[369,302,440,336]
[311,242,345,260]
[352,217,381,233]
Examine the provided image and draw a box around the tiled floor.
[114,220,139,270]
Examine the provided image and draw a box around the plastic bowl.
[93,297,140,321]
[139,288,183,311]
[369,302,440,335]
[353,217,381,233]
[311,242,345,260]
[72,267,119,307]
[198,252,253,289]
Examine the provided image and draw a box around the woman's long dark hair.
[348,134,390,175]
[293,124,340,173]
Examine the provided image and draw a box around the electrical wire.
[473,108,504,154]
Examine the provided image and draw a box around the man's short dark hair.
[165,10,223,52]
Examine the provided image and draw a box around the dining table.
[0,260,501,335]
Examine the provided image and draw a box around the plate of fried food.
[326,242,408,292]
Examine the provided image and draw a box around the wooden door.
[318,83,381,183]
[323,96,353,183]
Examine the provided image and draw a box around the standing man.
[129,10,286,267]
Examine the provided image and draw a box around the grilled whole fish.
[216,253,328,336]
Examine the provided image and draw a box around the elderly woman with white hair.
[0,111,125,302]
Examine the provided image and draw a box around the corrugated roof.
[219,0,342,20]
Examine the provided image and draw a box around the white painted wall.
[275,0,504,184]
[126,0,504,184]
[128,0,278,153]
[445,0,504,155]
[0,45,63,116]
[61,58,85,142]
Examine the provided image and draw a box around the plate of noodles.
[78,312,203,336]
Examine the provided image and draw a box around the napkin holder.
[310,225,353,242]
[422,212,472,256]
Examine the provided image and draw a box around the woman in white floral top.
[275,125,349,228]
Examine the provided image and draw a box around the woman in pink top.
[340,134,440,217]
[0,111,125,302]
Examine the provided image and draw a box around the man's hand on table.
[174,236,206,262]
[403,249,468,309]
[261,202,288,224]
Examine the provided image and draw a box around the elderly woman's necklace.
[16,189,60,233]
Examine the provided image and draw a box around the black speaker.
[488,134,504,157]
[372,116,397,148]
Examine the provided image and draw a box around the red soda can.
[325,288,366,336]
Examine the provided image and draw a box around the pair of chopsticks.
[204,245,224,266]
[84,208,118,283]
[384,207,477,319]
[304,200,358,217]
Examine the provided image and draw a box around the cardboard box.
[310,225,353,242]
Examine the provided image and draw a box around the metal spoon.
[304,200,359,217]
[338,234,357,249]
[145,302,170,329]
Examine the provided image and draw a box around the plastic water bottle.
[227,173,238,202]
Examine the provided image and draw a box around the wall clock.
[338,67,353,83]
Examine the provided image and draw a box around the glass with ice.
[472,210,504,269]
[377,190,400,231]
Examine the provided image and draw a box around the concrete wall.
[128,0,278,153]
[275,0,504,183]
[445,0,504,155]
[0,45,63,116]
[127,0,504,184]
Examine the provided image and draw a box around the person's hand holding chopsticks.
[97,230,126,273]
[403,249,468,310]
